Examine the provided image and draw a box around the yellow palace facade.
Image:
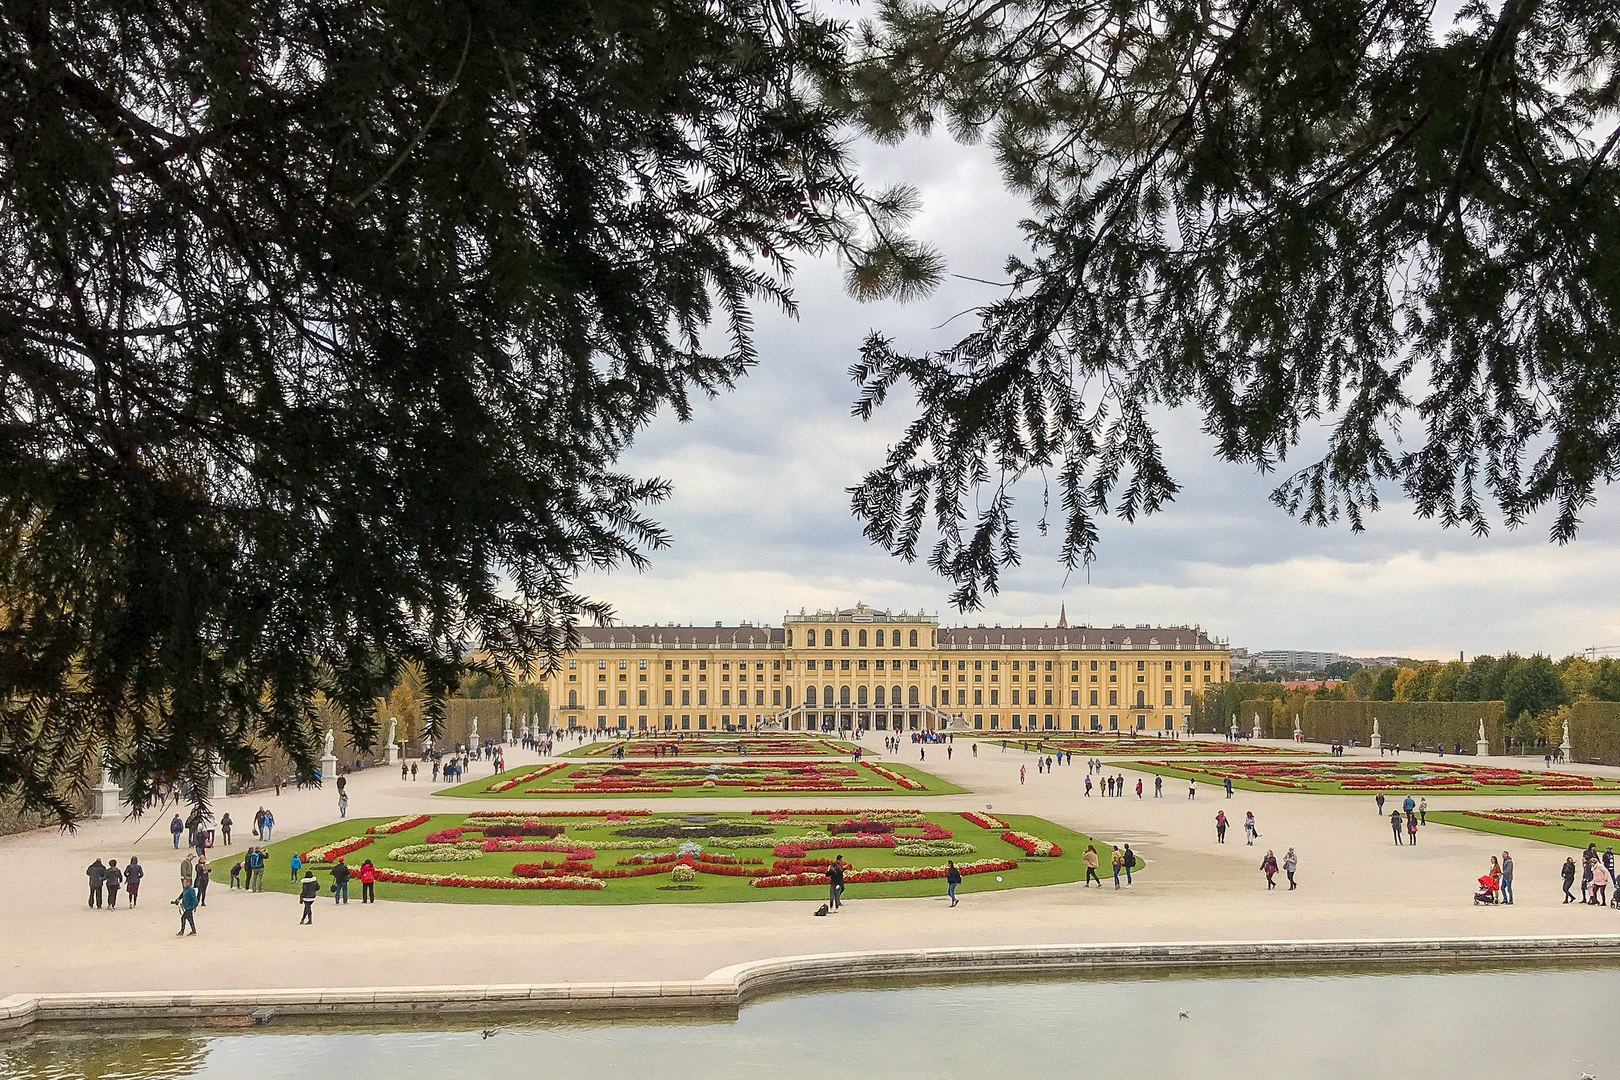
[546,603,1230,735]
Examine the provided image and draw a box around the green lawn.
[435,759,967,799]
[1123,759,1620,797]
[256,810,1108,906]
[1427,810,1620,853]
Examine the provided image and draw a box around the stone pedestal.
[1476,738,1490,757]
[468,734,480,755]
[320,752,339,784]
[208,757,228,801]
[384,743,400,765]
[90,774,122,820]
[1370,733,1382,753]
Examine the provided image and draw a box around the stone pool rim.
[4,935,1618,1033]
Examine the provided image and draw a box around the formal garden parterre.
[976,735,1294,756]
[563,736,859,758]
[439,759,964,798]
[1126,759,1620,795]
[1428,808,1620,852]
[262,809,1098,904]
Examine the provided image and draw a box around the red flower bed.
[752,858,1018,888]
[1001,831,1063,857]
[961,811,1008,830]
[511,860,596,877]
[465,809,650,819]
[303,836,374,863]
[694,862,772,878]
[366,814,429,835]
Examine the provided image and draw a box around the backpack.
[813,904,829,917]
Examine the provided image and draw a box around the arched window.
[786,630,793,646]
[806,685,818,706]
[859,685,870,706]
[840,685,851,706]
[823,629,833,646]
[893,684,903,706]
[568,689,577,708]
[910,629,918,647]
[930,685,938,707]
[874,685,886,706]
[824,684,835,706]
[841,629,850,646]
[858,629,867,647]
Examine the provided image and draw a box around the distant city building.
[1342,655,1407,668]
[1250,649,1344,670]
[546,602,1231,735]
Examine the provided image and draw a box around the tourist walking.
[104,859,123,909]
[86,858,106,909]
[1084,775,1092,796]
[1407,812,1418,845]
[331,857,351,904]
[1418,798,1427,826]
[1591,856,1612,905]
[1283,848,1298,890]
[1390,810,1404,844]
[1500,851,1514,904]
[360,859,377,903]
[1562,856,1578,902]
[1215,810,1227,843]
[1020,765,1026,785]
[1261,849,1279,889]
[1224,776,1233,799]
[1244,812,1258,846]
[338,791,349,818]
[1154,775,1162,797]
[220,813,232,847]
[1188,780,1197,799]
[174,878,198,935]
[195,857,212,906]
[1123,844,1136,886]
[1375,794,1385,816]
[260,808,274,841]
[180,852,195,884]
[125,856,143,907]
[169,814,184,849]
[1111,846,1125,889]
[1135,778,1143,799]
[827,856,845,912]
[946,861,961,906]
[299,871,319,924]
[290,850,302,883]
[1083,845,1101,887]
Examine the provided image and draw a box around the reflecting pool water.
[6,966,1616,1080]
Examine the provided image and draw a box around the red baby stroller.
[1473,875,1499,905]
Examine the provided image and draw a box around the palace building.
[545,602,1230,735]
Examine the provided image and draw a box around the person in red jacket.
[359,859,378,904]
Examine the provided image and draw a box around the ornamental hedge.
[1569,701,1620,766]
[1299,700,1505,752]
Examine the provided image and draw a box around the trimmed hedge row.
[1569,701,1620,766]
[1299,700,1504,752]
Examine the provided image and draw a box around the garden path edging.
[3,935,1618,1032]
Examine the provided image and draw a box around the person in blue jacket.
[174,879,198,935]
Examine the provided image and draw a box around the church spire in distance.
[1057,604,1068,628]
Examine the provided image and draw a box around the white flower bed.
[893,840,977,856]
[387,842,482,863]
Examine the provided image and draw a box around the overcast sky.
[576,136,1620,662]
